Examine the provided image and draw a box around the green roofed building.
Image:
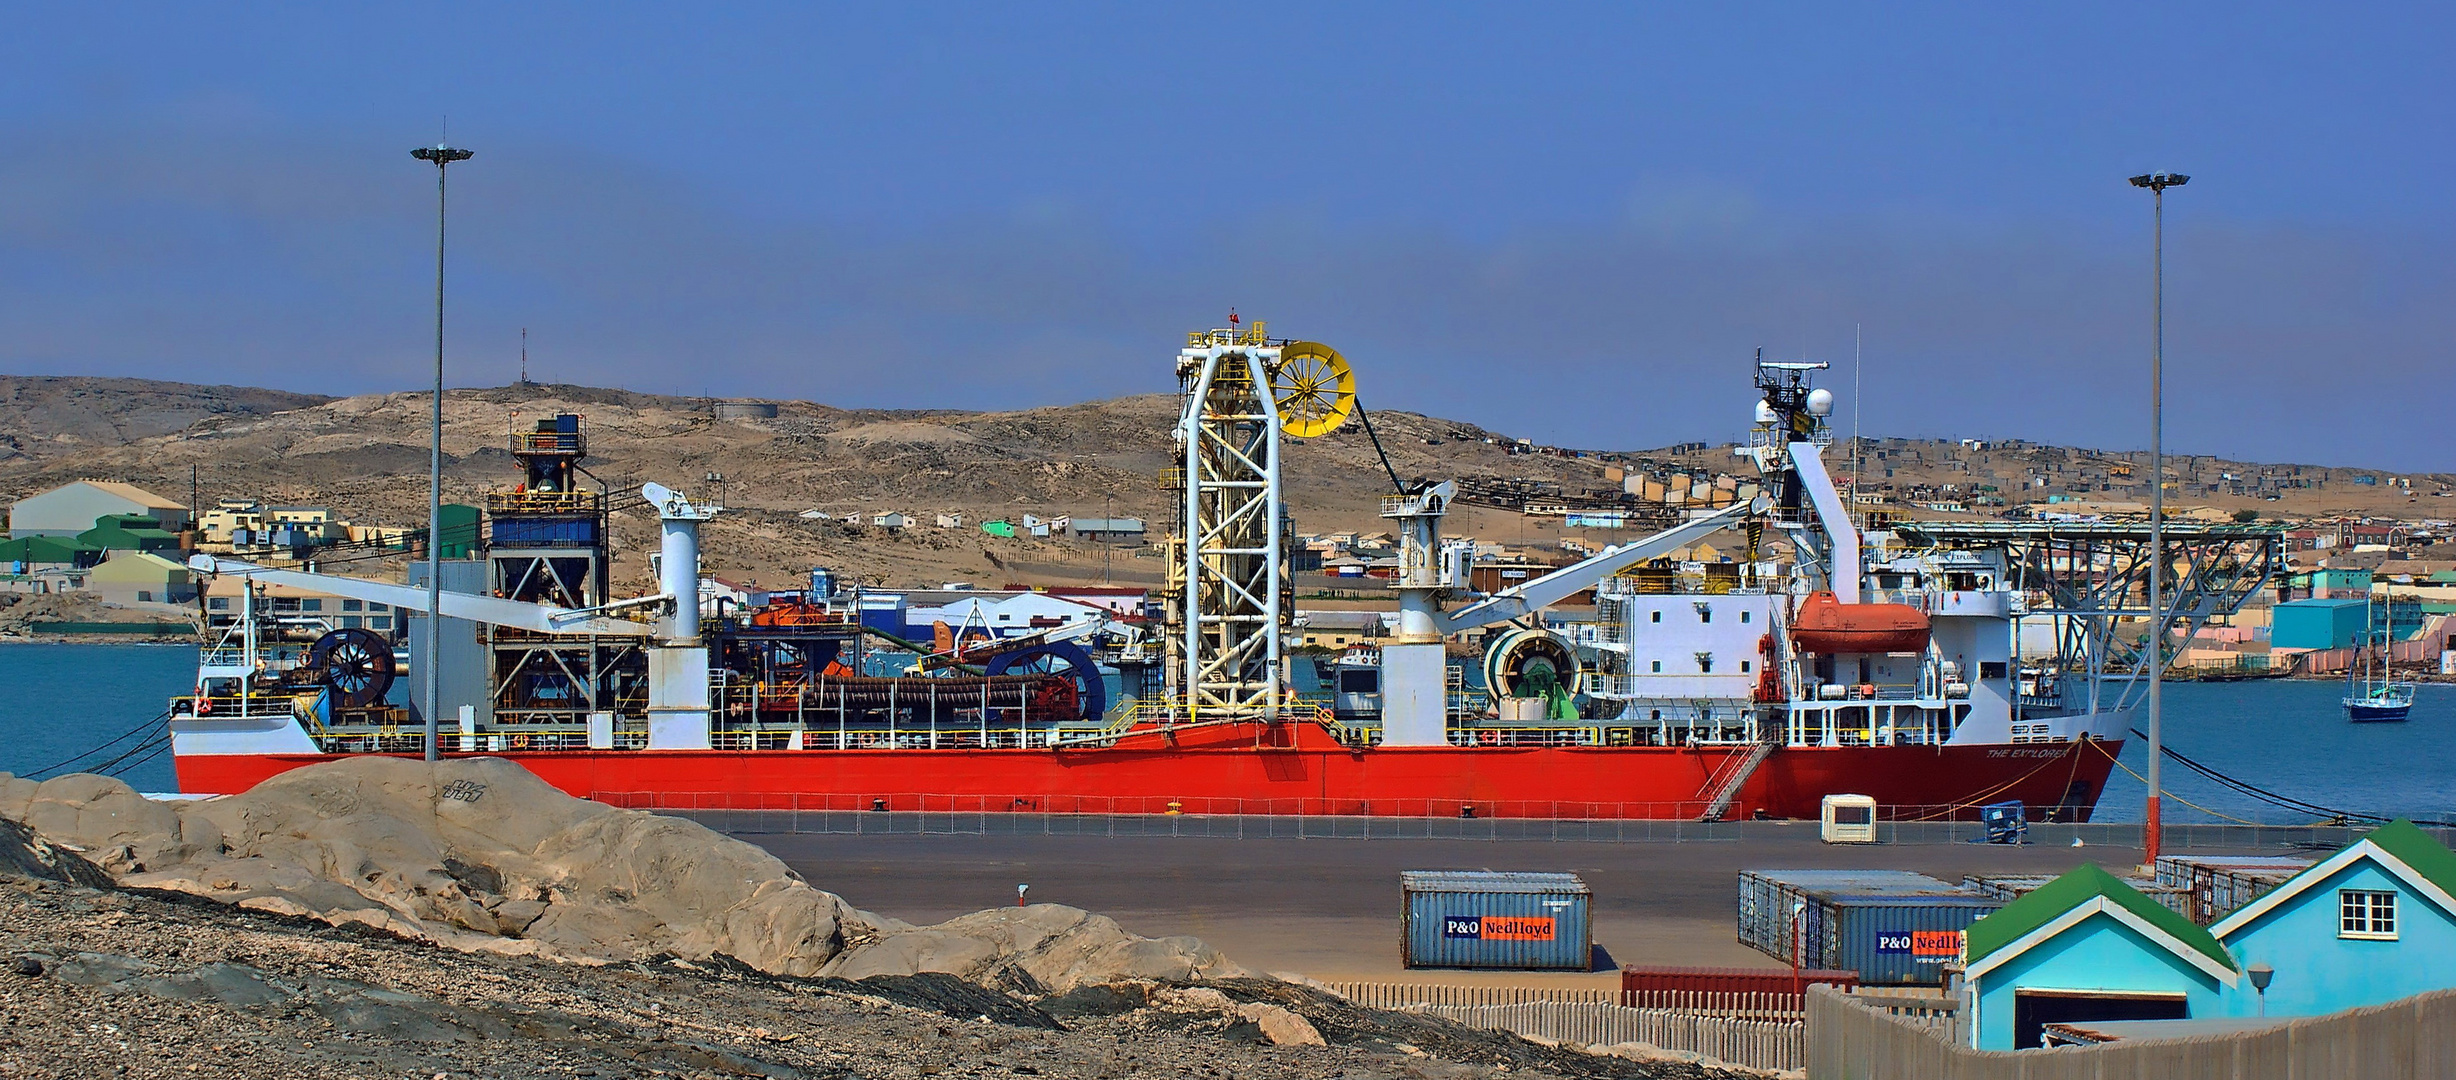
[1961,863,2238,1049]
[0,534,102,570]
[2208,819,2456,1021]
[1963,821,2456,1050]
[77,514,185,554]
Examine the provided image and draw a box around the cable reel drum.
[1483,627,1584,721]
[983,640,1109,724]
[1269,341,1357,438]
[306,628,397,709]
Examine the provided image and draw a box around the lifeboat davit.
[1789,591,1930,654]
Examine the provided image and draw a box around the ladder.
[1697,742,1778,822]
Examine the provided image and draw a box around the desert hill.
[0,377,1604,589]
[0,375,2446,591]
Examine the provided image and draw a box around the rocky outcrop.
[0,757,1239,989]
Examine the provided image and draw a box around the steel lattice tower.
[1163,324,1294,718]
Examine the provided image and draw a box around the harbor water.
[2,642,2452,821]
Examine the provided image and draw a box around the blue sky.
[2,4,2449,469]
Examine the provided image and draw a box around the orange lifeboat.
[1789,591,1930,654]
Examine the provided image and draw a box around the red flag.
[1229,308,1239,324]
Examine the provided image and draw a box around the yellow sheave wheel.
[1271,341,1357,438]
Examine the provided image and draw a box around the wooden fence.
[1325,982,1803,1072]
[1806,983,2456,1079]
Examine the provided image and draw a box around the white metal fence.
[647,803,2456,848]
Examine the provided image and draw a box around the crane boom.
[187,556,658,637]
[1433,499,1760,635]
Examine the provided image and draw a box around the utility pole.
[2129,170,2187,866]
[414,139,474,763]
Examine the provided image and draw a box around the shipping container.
[1738,870,2000,986]
[1401,871,1593,971]
[1961,874,2194,919]
[2153,855,2316,925]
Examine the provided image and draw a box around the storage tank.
[714,400,779,420]
[1737,869,2000,985]
[1402,871,1593,971]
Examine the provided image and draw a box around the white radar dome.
[1806,388,1835,416]
[1754,400,1778,424]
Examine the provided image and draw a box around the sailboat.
[2345,586,2415,723]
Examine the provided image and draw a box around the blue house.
[2210,819,2456,1019]
[1959,864,2240,1049]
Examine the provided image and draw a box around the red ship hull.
[173,724,2122,821]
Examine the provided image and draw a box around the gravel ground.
[0,872,1749,1080]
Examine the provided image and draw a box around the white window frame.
[2340,889,2398,940]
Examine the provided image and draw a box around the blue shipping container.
[1402,871,1593,971]
[1738,869,2001,986]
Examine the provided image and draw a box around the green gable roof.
[2360,820,2456,897]
[1966,863,2235,973]
[2249,819,2456,916]
[0,535,98,563]
[77,516,183,551]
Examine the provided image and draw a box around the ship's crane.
[184,555,658,637]
[1432,500,1761,635]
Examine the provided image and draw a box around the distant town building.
[1068,517,1145,542]
[9,481,189,538]
[85,551,196,605]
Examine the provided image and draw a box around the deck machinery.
[479,415,645,740]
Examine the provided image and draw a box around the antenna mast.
[520,328,529,385]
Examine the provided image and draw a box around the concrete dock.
[738,825,2209,985]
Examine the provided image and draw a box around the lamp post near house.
[2128,169,2186,866]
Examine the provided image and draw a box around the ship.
[165,329,2283,821]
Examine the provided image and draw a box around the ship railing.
[483,490,602,516]
[1443,726,1609,748]
[196,647,259,669]
[327,730,594,754]
[780,728,1058,751]
[599,790,1731,821]
[509,431,586,456]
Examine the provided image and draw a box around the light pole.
[2129,170,2186,865]
[414,141,474,763]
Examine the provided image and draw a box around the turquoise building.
[2210,819,2456,1019]
[1960,865,2238,1049]
[1958,822,2456,1050]
[2270,597,2370,650]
